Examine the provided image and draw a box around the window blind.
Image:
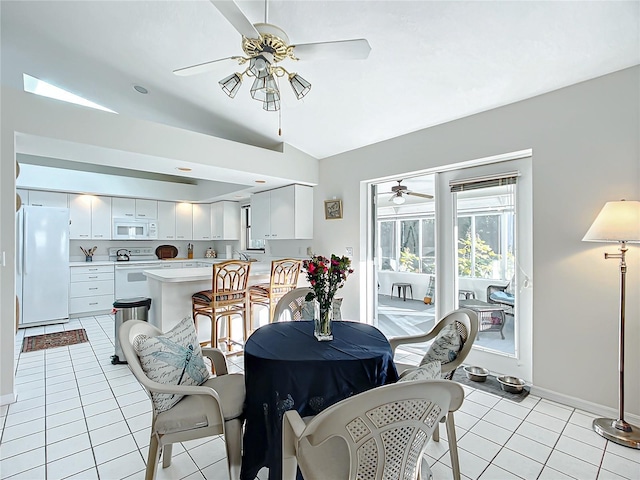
[449,171,519,192]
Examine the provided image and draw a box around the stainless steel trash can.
[111,297,151,364]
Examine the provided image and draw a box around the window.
[23,74,117,113]
[242,206,265,251]
[455,184,515,281]
[377,217,435,274]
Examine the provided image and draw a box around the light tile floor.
[1,315,639,480]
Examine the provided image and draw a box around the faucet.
[235,250,251,261]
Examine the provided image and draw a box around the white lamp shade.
[582,200,640,243]
[392,194,405,205]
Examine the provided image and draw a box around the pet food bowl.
[497,376,526,394]
[463,366,489,382]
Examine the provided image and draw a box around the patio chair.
[282,379,465,480]
[119,319,245,480]
[389,307,478,468]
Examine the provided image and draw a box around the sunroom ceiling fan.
[385,180,433,205]
[173,0,371,112]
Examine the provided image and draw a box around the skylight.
[23,74,117,114]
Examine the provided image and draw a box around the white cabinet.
[111,198,135,218]
[175,203,193,240]
[157,201,176,240]
[192,204,212,240]
[112,198,157,219]
[135,199,157,219]
[69,194,112,240]
[211,201,240,240]
[69,265,114,315]
[28,190,68,208]
[91,196,112,239]
[251,191,271,240]
[251,185,313,240]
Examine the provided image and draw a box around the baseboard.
[531,386,640,426]
[0,391,17,406]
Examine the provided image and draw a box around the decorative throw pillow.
[134,316,210,413]
[398,360,442,382]
[420,323,463,366]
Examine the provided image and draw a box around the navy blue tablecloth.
[240,321,398,480]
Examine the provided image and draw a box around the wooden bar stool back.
[249,258,302,324]
[192,260,251,354]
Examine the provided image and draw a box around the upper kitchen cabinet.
[251,185,313,240]
[157,201,176,240]
[175,202,193,240]
[28,190,68,208]
[211,201,240,240]
[112,198,158,219]
[192,204,212,241]
[69,194,112,239]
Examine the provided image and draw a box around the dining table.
[240,320,399,480]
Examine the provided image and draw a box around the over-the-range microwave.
[112,218,158,240]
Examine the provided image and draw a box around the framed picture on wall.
[324,199,343,219]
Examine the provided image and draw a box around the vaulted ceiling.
[2,1,638,172]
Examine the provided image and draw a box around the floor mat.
[452,368,530,403]
[22,329,89,353]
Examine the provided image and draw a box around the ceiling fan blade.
[292,39,371,61]
[406,191,434,199]
[173,57,237,77]
[210,0,260,38]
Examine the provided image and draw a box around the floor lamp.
[583,199,640,449]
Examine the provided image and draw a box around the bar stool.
[249,259,302,325]
[191,260,251,354]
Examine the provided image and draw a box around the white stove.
[110,247,164,300]
[108,247,157,262]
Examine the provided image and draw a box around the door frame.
[366,151,533,381]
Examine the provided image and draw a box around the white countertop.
[143,263,271,282]
[69,258,233,267]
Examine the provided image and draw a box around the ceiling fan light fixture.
[248,54,273,79]
[219,72,243,98]
[289,73,311,100]
[263,91,280,111]
[250,74,280,102]
[392,194,406,205]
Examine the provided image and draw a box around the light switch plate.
[345,247,354,257]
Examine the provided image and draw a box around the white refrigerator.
[16,206,70,326]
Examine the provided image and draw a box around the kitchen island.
[144,264,272,343]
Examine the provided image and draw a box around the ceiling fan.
[173,0,371,112]
[384,180,433,205]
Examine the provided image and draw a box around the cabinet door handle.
[138,214,146,217]
[80,234,89,238]
[88,276,98,279]
[89,302,98,305]
[89,268,98,271]
[89,287,98,290]
[125,213,134,217]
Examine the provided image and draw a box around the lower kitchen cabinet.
[69,264,115,315]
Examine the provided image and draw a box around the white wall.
[0,86,318,404]
[313,66,640,416]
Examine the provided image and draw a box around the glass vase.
[313,299,333,341]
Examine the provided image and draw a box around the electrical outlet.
[306,246,313,255]
[345,247,354,257]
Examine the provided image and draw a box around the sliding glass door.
[370,156,532,380]
[438,157,532,379]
